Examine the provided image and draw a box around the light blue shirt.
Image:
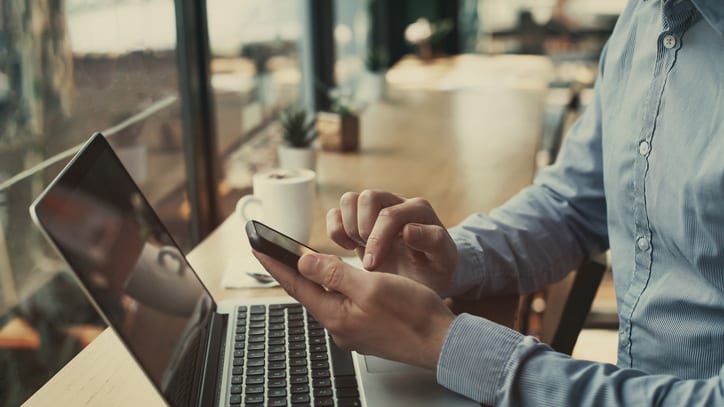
[437,0,724,405]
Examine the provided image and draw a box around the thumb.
[402,223,452,263]
[298,253,372,303]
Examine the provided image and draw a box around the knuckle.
[408,197,431,208]
[323,260,345,289]
[340,191,358,206]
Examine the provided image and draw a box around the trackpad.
[364,355,428,374]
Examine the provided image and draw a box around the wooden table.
[25,71,546,405]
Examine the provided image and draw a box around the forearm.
[438,314,724,406]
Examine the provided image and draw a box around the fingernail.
[363,253,374,268]
[409,224,422,240]
[299,254,318,271]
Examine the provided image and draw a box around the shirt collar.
[689,0,724,36]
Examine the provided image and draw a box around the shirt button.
[663,34,676,49]
[637,237,650,251]
[638,141,650,156]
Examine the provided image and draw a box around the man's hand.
[253,250,456,370]
[327,190,457,294]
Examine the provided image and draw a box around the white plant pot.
[360,71,387,102]
[277,145,317,171]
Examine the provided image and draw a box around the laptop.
[30,133,476,406]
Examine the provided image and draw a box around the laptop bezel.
[29,132,222,406]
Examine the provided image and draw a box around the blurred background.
[0,0,625,405]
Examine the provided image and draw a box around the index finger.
[363,198,441,269]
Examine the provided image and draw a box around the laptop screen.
[32,134,214,406]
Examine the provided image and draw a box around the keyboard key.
[231,375,242,385]
[269,378,287,388]
[233,350,244,358]
[311,370,330,379]
[288,327,305,335]
[311,361,329,370]
[248,335,265,343]
[268,397,287,407]
[248,342,265,351]
[291,375,309,385]
[234,342,245,349]
[292,394,311,404]
[314,398,334,407]
[245,385,264,394]
[232,367,243,375]
[238,306,248,312]
[249,321,266,329]
[329,341,355,377]
[269,309,285,317]
[289,342,306,350]
[288,320,305,328]
[310,353,328,361]
[269,337,286,345]
[289,358,307,367]
[246,359,264,368]
[269,361,286,370]
[247,367,264,376]
[250,314,265,322]
[248,328,265,336]
[291,384,309,394]
[269,331,285,338]
[308,329,325,337]
[288,313,304,321]
[233,358,244,366]
[269,388,287,398]
[229,394,242,405]
[334,376,358,388]
[269,323,285,331]
[269,316,285,324]
[289,335,306,343]
[235,334,245,342]
[248,350,265,359]
[269,370,286,379]
[313,387,333,398]
[309,337,326,345]
[310,345,326,353]
[337,399,362,407]
[246,376,264,385]
[230,384,242,394]
[245,394,264,404]
[269,304,285,310]
[290,367,308,376]
[249,305,265,314]
[312,378,331,388]
[269,353,286,362]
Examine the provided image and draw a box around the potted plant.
[317,86,360,152]
[277,105,317,170]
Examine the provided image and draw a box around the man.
[255,0,724,405]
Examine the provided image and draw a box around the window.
[206,0,304,217]
[0,0,188,404]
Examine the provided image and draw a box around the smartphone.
[245,220,318,270]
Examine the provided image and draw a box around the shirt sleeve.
[437,314,724,406]
[442,44,611,299]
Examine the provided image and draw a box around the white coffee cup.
[237,168,316,243]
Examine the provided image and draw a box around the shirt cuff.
[437,313,524,405]
[439,234,487,299]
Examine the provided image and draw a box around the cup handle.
[237,195,262,222]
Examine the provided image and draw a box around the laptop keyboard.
[228,304,362,407]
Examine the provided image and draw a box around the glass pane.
[0,0,187,404]
[207,0,303,217]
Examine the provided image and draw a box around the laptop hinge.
[198,311,228,407]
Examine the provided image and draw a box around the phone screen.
[254,221,316,258]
